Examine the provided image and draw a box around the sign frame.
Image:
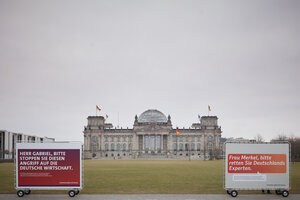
[15,142,83,190]
[223,141,290,191]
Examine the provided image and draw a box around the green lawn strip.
[0,160,299,194]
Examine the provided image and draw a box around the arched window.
[105,143,109,151]
[111,143,115,151]
[173,143,177,151]
[92,145,97,152]
[191,143,195,151]
[123,143,126,151]
[105,137,108,142]
[117,137,120,142]
[207,136,213,141]
[92,136,98,142]
[185,143,189,151]
[179,143,183,151]
[117,144,121,151]
[197,143,201,151]
[111,137,114,142]
[123,137,126,142]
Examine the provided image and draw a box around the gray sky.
[0,0,299,142]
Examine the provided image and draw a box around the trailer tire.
[68,190,76,197]
[75,190,80,195]
[227,190,231,195]
[231,190,238,197]
[24,190,31,195]
[282,190,289,197]
[17,190,24,197]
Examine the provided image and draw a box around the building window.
[123,137,126,142]
[117,137,120,142]
[208,142,213,150]
[105,137,108,142]
[197,137,201,142]
[92,145,97,152]
[117,144,121,151]
[191,137,195,142]
[150,136,155,150]
[191,143,195,151]
[208,136,213,142]
[129,143,132,151]
[173,136,177,142]
[144,136,149,150]
[185,144,189,151]
[111,137,114,142]
[179,136,183,142]
[105,143,109,151]
[111,143,115,151]
[185,137,189,142]
[92,136,98,142]
[179,143,183,151]
[123,143,126,151]
[173,143,177,151]
[197,143,201,151]
[129,137,132,142]
[156,135,161,150]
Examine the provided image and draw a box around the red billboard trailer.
[16,142,82,197]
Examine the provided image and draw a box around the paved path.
[1,194,299,200]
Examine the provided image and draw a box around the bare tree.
[254,134,264,143]
[277,134,288,141]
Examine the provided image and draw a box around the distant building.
[225,137,256,143]
[83,109,222,159]
[0,130,55,160]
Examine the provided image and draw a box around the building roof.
[138,109,168,123]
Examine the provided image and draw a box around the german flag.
[176,128,180,135]
[96,105,101,111]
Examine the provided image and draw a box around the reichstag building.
[83,109,222,159]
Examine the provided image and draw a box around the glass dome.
[138,109,167,123]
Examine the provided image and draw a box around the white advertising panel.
[224,142,289,190]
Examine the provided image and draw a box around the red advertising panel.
[228,154,286,173]
[17,149,80,187]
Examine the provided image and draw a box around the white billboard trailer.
[224,142,290,197]
[15,142,82,197]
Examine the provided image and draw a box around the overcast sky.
[0,0,299,142]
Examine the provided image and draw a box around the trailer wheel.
[17,190,24,197]
[68,190,76,197]
[227,190,231,195]
[75,190,80,195]
[24,190,31,195]
[231,190,238,197]
[282,190,289,197]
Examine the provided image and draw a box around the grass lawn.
[0,160,299,194]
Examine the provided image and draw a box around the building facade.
[0,130,55,160]
[84,109,222,159]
